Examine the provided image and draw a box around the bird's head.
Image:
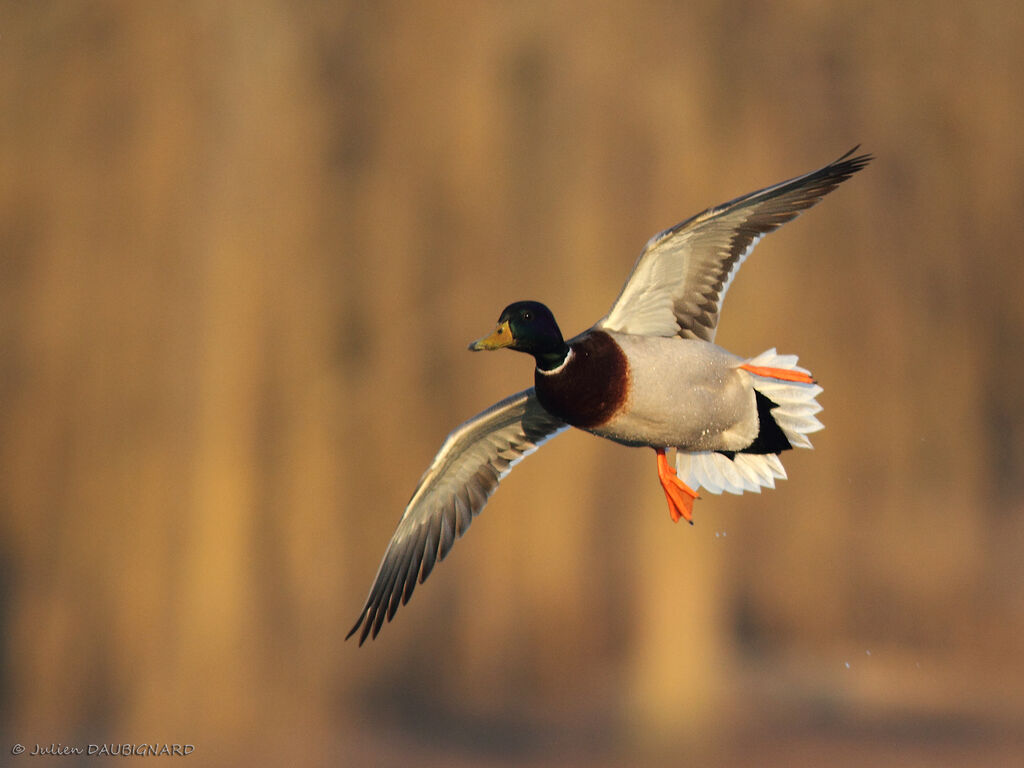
[469,301,568,370]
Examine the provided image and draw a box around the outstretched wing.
[347,388,568,644]
[598,148,872,341]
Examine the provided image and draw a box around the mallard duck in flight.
[348,148,871,644]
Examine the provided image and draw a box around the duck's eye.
[523,312,532,321]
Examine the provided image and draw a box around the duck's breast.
[533,330,629,429]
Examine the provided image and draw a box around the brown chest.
[534,331,630,429]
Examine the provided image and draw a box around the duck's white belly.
[589,333,758,451]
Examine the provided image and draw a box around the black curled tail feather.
[718,391,793,460]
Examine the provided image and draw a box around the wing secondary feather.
[347,388,567,644]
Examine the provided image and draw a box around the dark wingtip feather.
[345,617,362,642]
[370,600,387,638]
[346,609,370,645]
[828,146,873,176]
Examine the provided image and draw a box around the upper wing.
[347,388,568,644]
[598,148,872,340]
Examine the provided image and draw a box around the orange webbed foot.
[739,363,815,384]
[655,448,699,524]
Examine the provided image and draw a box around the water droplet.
[844,661,851,669]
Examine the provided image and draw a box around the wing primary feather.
[345,611,367,643]
[387,535,421,620]
[453,493,471,537]
[354,557,395,639]
[374,553,405,630]
[370,596,388,639]
[402,527,427,604]
[420,514,442,583]
[466,471,492,511]
[374,544,415,636]
[438,506,456,560]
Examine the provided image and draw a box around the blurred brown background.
[2,1,1023,766]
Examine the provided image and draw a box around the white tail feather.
[676,349,820,495]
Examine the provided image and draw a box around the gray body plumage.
[587,333,756,451]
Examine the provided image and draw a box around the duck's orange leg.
[655,448,699,524]
[739,363,815,384]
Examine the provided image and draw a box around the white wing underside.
[598,149,871,341]
[601,230,764,340]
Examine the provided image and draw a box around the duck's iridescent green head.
[469,301,569,370]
